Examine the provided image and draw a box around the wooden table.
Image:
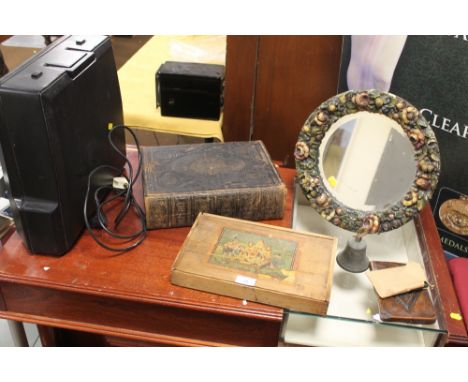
[0,154,295,346]
[0,147,466,346]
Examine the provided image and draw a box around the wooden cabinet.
[223,36,342,166]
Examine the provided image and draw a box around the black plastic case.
[0,35,125,255]
[156,61,224,120]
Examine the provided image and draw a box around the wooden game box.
[171,213,337,315]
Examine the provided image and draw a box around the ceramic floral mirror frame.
[294,89,441,239]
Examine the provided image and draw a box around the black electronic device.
[0,35,125,255]
[156,61,224,120]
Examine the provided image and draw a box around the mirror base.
[336,237,369,273]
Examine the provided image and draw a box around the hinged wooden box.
[171,213,337,315]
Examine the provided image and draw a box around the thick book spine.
[145,185,287,229]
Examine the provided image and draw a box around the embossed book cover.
[142,141,286,229]
[171,213,337,315]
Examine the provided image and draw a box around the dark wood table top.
[1,146,465,346]
[0,149,295,325]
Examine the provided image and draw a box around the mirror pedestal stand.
[336,237,369,273]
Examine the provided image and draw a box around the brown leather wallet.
[370,261,436,324]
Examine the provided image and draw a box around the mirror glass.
[320,112,417,212]
[296,90,440,237]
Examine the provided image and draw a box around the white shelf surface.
[282,187,442,347]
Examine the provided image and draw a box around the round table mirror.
[295,90,441,272]
[321,112,417,212]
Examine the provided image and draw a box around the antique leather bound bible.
[142,141,286,229]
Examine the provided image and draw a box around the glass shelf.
[281,185,446,347]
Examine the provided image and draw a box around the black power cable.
[83,125,146,252]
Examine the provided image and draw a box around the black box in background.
[156,61,224,121]
[0,35,125,255]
